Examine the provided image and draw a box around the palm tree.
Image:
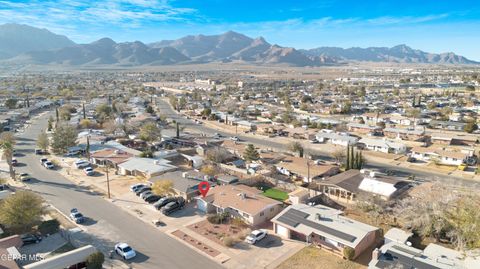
[0,140,15,180]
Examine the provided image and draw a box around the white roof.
[359,138,406,149]
[358,177,398,197]
[384,228,413,244]
[118,157,177,174]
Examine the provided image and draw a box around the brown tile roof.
[203,185,281,216]
[319,169,364,193]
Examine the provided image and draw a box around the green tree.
[464,121,478,133]
[0,191,44,233]
[95,104,113,125]
[82,103,86,119]
[289,142,304,157]
[51,124,77,154]
[146,105,154,114]
[0,132,16,179]
[4,98,17,109]
[36,132,49,151]
[86,251,105,269]
[139,122,161,142]
[243,144,260,162]
[201,108,212,117]
[343,246,355,260]
[47,116,54,131]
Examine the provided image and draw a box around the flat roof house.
[118,157,177,179]
[272,204,380,260]
[358,138,407,154]
[316,170,410,203]
[275,156,340,182]
[369,241,480,269]
[315,131,359,146]
[196,184,282,226]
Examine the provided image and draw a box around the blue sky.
[1,0,480,60]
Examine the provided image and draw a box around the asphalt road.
[15,111,223,269]
[156,99,480,188]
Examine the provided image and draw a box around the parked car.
[84,167,95,176]
[40,158,48,164]
[161,197,185,215]
[0,184,8,191]
[153,197,177,210]
[19,173,33,181]
[245,230,267,244]
[407,156,416,163]
[11,158,18,166]
[140,191,153,199]
[230,136,240,141]
[21,234,42,245]
[43,161,54,169]
[213,133,222,139]
[74,160,90,169]
[130,183,148,192]
[114,243,136,260]
[69,209,85,224]
[35,149,45,155]
[134,186,151,196]
[144,194,162,203]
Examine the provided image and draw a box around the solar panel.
[288,208,310,219]
[276,215,300,227]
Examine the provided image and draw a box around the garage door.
[275,224,290,238]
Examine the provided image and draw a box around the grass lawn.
[277,246,366,269]
[262,188,289,201]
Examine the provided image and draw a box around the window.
[270,207,274,212]
[260,211,264,216]
[338,243,345,248]
[243,213,249,218]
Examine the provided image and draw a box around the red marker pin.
[198,181,210,197]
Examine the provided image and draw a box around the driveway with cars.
[14,111,223,269]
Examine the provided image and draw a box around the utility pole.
[106,165,111,199]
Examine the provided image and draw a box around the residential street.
[14,111,223,269]
[155,99,480,188]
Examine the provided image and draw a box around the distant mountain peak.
[0,23,75,59]
[302,44,478,64]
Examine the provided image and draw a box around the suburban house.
[150,171,204,201]
[316,169,410,203]
[315,130,359,146]
[347,123,382,135]
[410,146,472,166]
[0,235,22,269]
[90,148,133,168]
[196,184,282,226]
[117,157,177,178]
[430,133,479,146]
[358,138,407,154]
[383,127,426,141]
[275,156,340,182]
[429,120,467,131]
[369,241,480,269]
[272,204,380,260]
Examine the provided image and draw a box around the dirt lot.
[277,246,366,269]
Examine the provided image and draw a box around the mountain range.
[0,23,477,67]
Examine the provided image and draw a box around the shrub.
[237,228,252,241]
[86,251,104,269]
[231,217,248,228]
[343,246,355,261]
[223,236,237,247]
[38,219,60,235]
[207,212,230,224]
